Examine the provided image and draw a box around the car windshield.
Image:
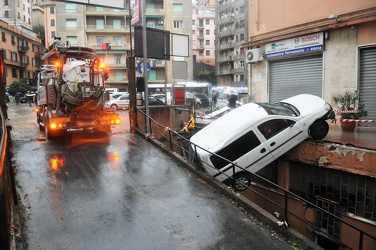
[193,93,208,98]
[257,102,299,116]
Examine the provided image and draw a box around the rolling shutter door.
[269,55,323,102]
[359,47,376,127]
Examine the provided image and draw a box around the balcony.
[18,45,28,53]
[4,59,21,67]
[218,43,234,51]
[218,29,234,38]
[217,56,233,63]
[20,62,27,68]
[217,15,234,25]
[86,25,130,33]
[217,69,232,75]
[197,25,204,29]
[197,35,204,40]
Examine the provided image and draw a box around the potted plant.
[332,90,368,132]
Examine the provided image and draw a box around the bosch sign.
[265,32,324,59]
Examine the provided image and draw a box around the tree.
[8,81,30,96]
[33,25,46,48]
[196,69,215,83]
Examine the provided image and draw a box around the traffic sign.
[137,61,150,74]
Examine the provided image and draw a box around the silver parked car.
[105,94,129,110]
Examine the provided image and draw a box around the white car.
[190,94,335,191]
[105,94,129,110]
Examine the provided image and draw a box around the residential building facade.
[242,1,376,249]
[37,0,193,92]
[192,0,216,67]
[215,0,248,87]
[0,20,43,86]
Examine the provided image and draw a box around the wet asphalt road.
[8,103,292,250]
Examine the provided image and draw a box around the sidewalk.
[325,123,376,150]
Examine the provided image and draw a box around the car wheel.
[110,104,118,110]
[231,172,251,192]
[309,119,329,140]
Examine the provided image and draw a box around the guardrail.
[136,106,376,250]
[0,109,16,249]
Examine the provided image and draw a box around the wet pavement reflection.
[8,103,292,250]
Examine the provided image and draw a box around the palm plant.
[332,90,367,119]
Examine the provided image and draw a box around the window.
[113,20,121,29]
[12,69,17,78]
[113,36,122,46]
[11,52,17,61]
[67,36,78,45]
[66,3,76,10]
[4,0,8,5]
[50,7,54,14]
[198,19,203,27]
[1,32,6,42]
[96,6,103,11]
[5,11,9,17]
[11,36,15,45]
[172,3,183,11]
[199,30,203,37]
[66,19,77,28]
[206,29,210,35]
[115,55,121,64]
[257,119,292,140]
[32,58,36,66]
[96,19,104,29]
[115,70,122,81]
[173,20,183,28]
[18,12,20,19]
[205,40,210,45]
[192,20,195,25]
[206,19,210,25]
[97,36,104,46]
[51,31,56,38]
[51,19,55,26]
[240,34,244,41]
[206,50,210,56]
[192,30,195,35]
[2,50,6,60]
[210,130,261,170]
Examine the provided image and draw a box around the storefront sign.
[265,32,324,59]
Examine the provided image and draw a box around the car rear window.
[210,130,261,170]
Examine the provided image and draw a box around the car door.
[117,95,129,108]
[210,128,275,181]
[255,118,305,160]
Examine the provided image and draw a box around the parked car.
[110,92,128,100]
[190,94,335,192]
[186,92,210,109]
[147,95,165,105]
[105,94,129,110]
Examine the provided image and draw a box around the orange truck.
[36,42,120,140]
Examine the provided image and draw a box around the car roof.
[190,103,268,150]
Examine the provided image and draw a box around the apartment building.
[241,1,376,248]
[38,0,193,92]
[0,20,43,87]
[215,0,248,87]
[192,0,216,67]
[0,0,33,31]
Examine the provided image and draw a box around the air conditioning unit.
[245,48,262,63]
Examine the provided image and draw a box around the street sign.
[137,61,150,74]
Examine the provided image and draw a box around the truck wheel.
[231,172,251,192]
[44,116,55,140]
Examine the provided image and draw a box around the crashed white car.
[190,94,335,191]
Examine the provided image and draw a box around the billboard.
[131,0,141,26]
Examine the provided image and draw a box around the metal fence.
[136,106,376,250]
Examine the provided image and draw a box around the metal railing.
[136,106,376,250]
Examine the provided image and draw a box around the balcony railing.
[86,25,130,32]
[20,62,27,68]
[18,46,28,53]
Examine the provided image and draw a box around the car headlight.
[324,102,332,111]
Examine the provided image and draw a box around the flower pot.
[340,121,356,132]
